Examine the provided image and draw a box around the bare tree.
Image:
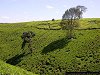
[60,5,87,39]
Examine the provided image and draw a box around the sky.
[0,0,100,23]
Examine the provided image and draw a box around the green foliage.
[0,60,37,75]
[60,19,79,30]
[0,18,100,75]
[21,31,35,51]
[60,19,80,39]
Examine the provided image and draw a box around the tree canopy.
[62,5,87,20]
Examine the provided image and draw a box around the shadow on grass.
[6,52,29,65]
[42,38,70,54]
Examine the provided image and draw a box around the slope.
[0,18,100,75]
[0,60,37,75]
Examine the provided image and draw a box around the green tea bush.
[0,18,100,75]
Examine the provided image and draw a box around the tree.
[60,5,87,39]
[76,5,87,19]
[21,31,35,53]
[52,18,55,21]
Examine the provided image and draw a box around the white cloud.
[0,16,10,19]
[46,5,54,9]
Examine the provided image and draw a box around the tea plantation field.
[0,18,100,75]
[0,60,37,75]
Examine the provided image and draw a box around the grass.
[0,60,37,75]
[0,18,100,75]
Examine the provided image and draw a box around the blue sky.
[0,0,100,23]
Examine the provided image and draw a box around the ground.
[0,18,100,75]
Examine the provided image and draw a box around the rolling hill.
[0,18,100,75]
